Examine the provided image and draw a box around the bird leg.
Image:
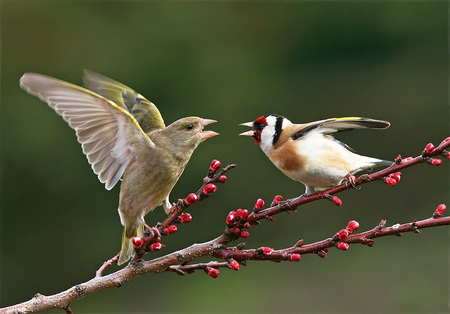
[143,223,162,242]
[342,173,360,190]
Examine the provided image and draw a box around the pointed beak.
[239,130,255,137]
[239,121,255,137]
[200,119,219,140]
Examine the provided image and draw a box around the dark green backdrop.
[1,1,448,313]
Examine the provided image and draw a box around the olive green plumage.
[20,71,218,265]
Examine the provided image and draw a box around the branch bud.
[206,267,220,278]
[184,193,198,205]
[226,211,236,225]
[383,176,397,186]
[433,204,446,218]
[164,225,178,235]
[261,247,273,255]
[428,158,442,166]
[346,220,360,233]
[331,196,342,206]
[337,229,349,240]
[289,253,301,262]
[210,159,221,172]
[131,237,143,248]
[240,231,250,238]
[203,183,218,195]
[337,242,349,251]
[217,175,227,184]
[179,213,192,223]
[230,260,240,271]
[254,198,265,210]
[392,172,401,183]
[424,143,435,153]
[271,195,283,206]
[150,242,162,251]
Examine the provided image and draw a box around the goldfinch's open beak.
[238,121,255,136]
[200,119,219,140]
[239,122,254,128]
[239,130,254,136]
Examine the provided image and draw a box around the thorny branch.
[2,138,449,314]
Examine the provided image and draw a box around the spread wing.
[292,117,390,140]
[83,70,165,133]
[20,73,155,190]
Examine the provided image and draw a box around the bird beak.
[239,122,254,128]
[200,119,219,140]
[238,130,255,137]
[238,121,255,137]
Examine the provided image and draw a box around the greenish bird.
[20,71,218,265]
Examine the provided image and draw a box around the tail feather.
[375,159,393,166]
[118,223,144,266]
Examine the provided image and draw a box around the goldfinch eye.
[185,124,194,130]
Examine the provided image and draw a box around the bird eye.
[186,124,194,130]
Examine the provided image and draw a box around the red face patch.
[251,116,267,145]
[254,116,267,125]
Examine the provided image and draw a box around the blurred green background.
[1,1,449,313]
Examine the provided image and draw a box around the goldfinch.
[20,71,218,265]
[240,115,391,195]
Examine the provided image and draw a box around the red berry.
[434,204,446,217]
[179,213,192,223]
[230,260,240,271]
[272,195,283,205]
[131,237,143,248]
[207,268,220,278]
[150,242,162,251]
[385,177,397,186]
[262,247,273,255]
[210,159,221,171]
[431,159,442,166]
[185,193,198,205]
[289,253,301,262]
[425,143,435,153]
[217,175,227,184]
[226,211,236,225]
[255,198,265,210]
[338,242,349,251]
[337,229,349,240]
[240,231,250,238]
[332,196,342,206]
[203,183,217,195]
[346,220,360,233]
[165,225,178,234]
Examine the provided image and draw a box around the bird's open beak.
[200,119,219,140]
[238,122,255,136]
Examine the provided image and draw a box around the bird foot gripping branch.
[120,160,236,269]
